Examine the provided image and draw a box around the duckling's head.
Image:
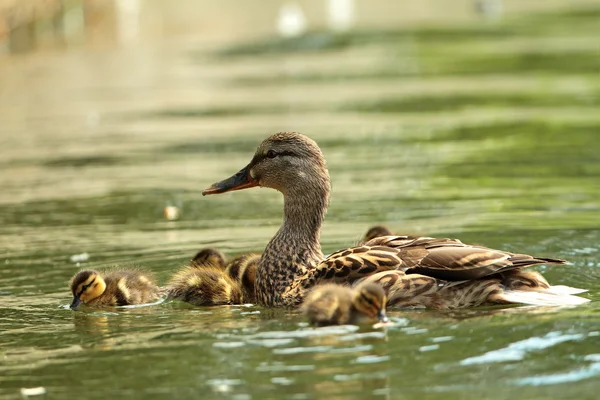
[192,248,225,268]
[70,270,107,308]
[363,225,393,243]
[352,283,389,323]
[202,132,330,197]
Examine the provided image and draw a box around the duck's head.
[202,132,329,197]
[70,270,107,309]
[192,248,225,268]
[353,283,389,323]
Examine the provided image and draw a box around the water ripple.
[512,362,600,386]
[460,331,585,365]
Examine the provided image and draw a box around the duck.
[69,269,161,308]
[201,132,589,309]
[301,282,389,326]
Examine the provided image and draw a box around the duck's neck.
[256,176,330,307]
[278,186,328,258]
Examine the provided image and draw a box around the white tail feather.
[501,290,590,306]
[543,285,588,295]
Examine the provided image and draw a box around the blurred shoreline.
[1,0,599,55]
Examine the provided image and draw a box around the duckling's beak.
[377,309,389,323]
[202,164,259,195]
[70,296,82,309]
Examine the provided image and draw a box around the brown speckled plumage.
[202,132,589,308]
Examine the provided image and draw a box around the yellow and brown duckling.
[301,282,389,326]
[202,132,589,309]
[184,247,259,305]
[69,269,161,308]
[224,253,260,303]
[191,248,226,268]
[166,263,242,306]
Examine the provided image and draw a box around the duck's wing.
[364,235,567,281]
[358,270,589,309]
[298,245,409,289]
[357,270,506,309]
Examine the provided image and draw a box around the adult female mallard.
[202,132,588,309]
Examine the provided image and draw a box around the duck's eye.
[266,150,278,159]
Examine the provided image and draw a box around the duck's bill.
[202,164,259,195]
[372,310,392,328]
[70,296,81,309]
[377,309,389,324]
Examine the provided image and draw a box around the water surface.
[1,5,599,400]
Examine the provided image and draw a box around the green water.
[1,6,600,400]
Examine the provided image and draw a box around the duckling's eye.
[81,279,96,292]
[266,150,278,159]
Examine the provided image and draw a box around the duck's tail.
[497,290,590,306]
[540,285,588,295]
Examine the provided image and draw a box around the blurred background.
[1,1,599,399]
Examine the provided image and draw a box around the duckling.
[301,282,389,326]
[69,269,161,308]
[191,247,226,268]
[225,253,260,303]
[190,247,259,304]
[361,225,392,244]
[166,265,242,306]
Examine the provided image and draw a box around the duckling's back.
[301,284,354,326]
[167,265,243,306]
[226,253,260,303]
[99,269,161,306]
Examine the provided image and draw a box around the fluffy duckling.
[301,282,389,326]
[69,269,161,308]
[191,248,226,268]
[166,265,242,306]
[225,253,260,303]
[189,247,259,304]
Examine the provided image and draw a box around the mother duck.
[202,132,588,309]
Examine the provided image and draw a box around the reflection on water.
[1,2,600,400]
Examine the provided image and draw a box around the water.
[1,4,600,400]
